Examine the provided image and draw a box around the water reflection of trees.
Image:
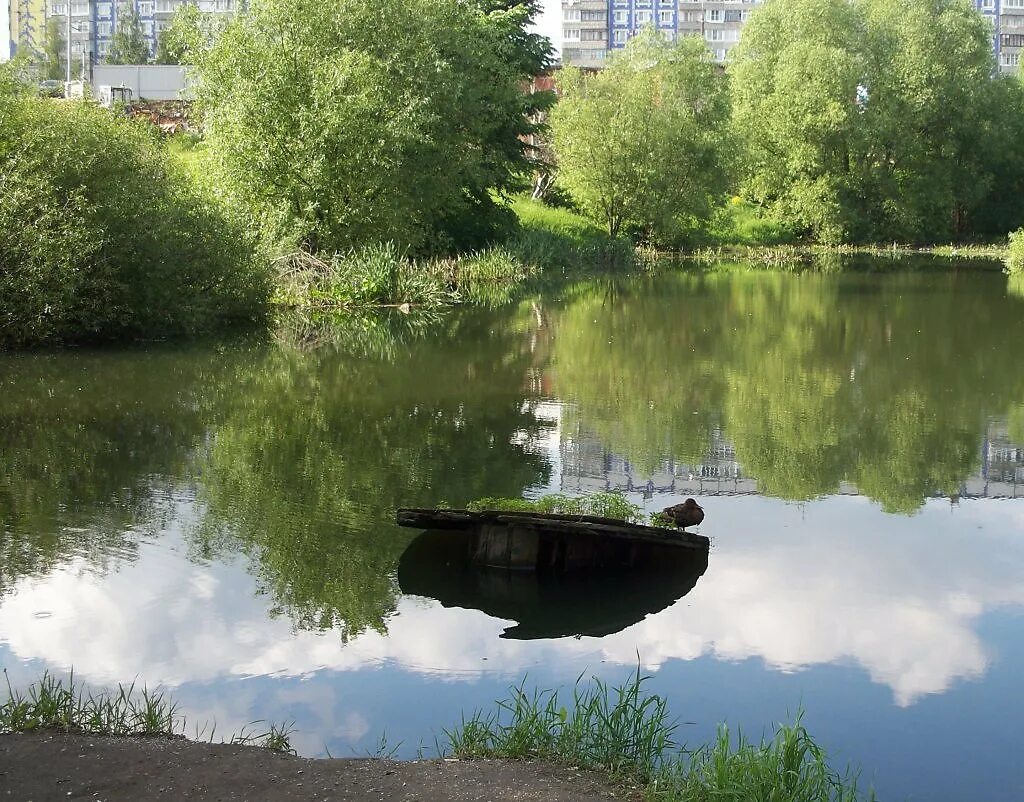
[551,268,1024,512]
[0,346,243,595]
[192,307,551,640]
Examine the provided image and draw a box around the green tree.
[731,0,1014,243]
[154,3,224,65]
[193,0,550,255]
[550,31,733,243]
[44,16,65,80]
[107,1,150,65]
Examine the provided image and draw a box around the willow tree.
[193,0,552,254]
[731,0,1022,243]
[551,32,733,244]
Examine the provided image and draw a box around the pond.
[2,262,1024,800]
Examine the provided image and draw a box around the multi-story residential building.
[46,0,238,66]
[990,0,1024,72]
[562,0,759,68]
[8,0,48,59]
[563,0,1020,74]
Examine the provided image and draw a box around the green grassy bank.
[3,669,872,801]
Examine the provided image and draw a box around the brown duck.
[661,498,704,529]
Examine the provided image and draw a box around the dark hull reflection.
[397,529,709,639]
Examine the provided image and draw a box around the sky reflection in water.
[2,266,1024,801]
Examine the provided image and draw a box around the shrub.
[0,90,268,348]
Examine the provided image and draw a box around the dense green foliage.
[447,671,869,801]
[730,0,1024,243]
[192,0,552,255]
[107,1,150,65]
[0,79,267,347]
[551,32,732,243]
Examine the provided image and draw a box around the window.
[563,27,580,41]
[707,8,721,22]
[706,29,724,41]
[1002,51,1021,67]
[581,11,605,21]
[613,10,627,24]
[581,29,606,41]
[982,0,994,9]
[613,28,628,44]
[98,40,110,55]
[96,20,111,35]
[1005,0,1024,7]
[51,4,67,16]
[563,8,581,22]
[635,10,652,24]
[156,0,181,11]
[138,1,155,15]
[97,3,112,17]
[71,1,88,15]
[1002,33,1024,47]
[658,9,673,25]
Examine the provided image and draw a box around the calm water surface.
[3,264,1024,800]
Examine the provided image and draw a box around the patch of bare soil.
[0,731,635,801]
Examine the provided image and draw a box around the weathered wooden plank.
[396,507,709,550]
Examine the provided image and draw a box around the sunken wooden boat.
[397,528,708,640]
[396,507,709,572]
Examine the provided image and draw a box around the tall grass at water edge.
[445,669,873,802]
[271,242,542,310]
[0,670,294,753]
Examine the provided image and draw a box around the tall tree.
[155,3,224,65]
[107,1,150,65]
[550,31,734,243]
[194,0,550,254]
[44,16,65,80]
[730,0,1021,243]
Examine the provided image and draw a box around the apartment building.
[563,0,1021,74]
[562,0,759,68]
[980,0,1024,72]
[46,0,237,65]
[8,0,48,58]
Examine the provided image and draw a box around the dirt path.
[0,731,634,801]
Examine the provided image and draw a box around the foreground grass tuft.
[445,670,873,802]
[1,670,294,753]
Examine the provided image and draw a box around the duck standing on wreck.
[661,498,704,529]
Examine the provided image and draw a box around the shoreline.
[0,730,630,802]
